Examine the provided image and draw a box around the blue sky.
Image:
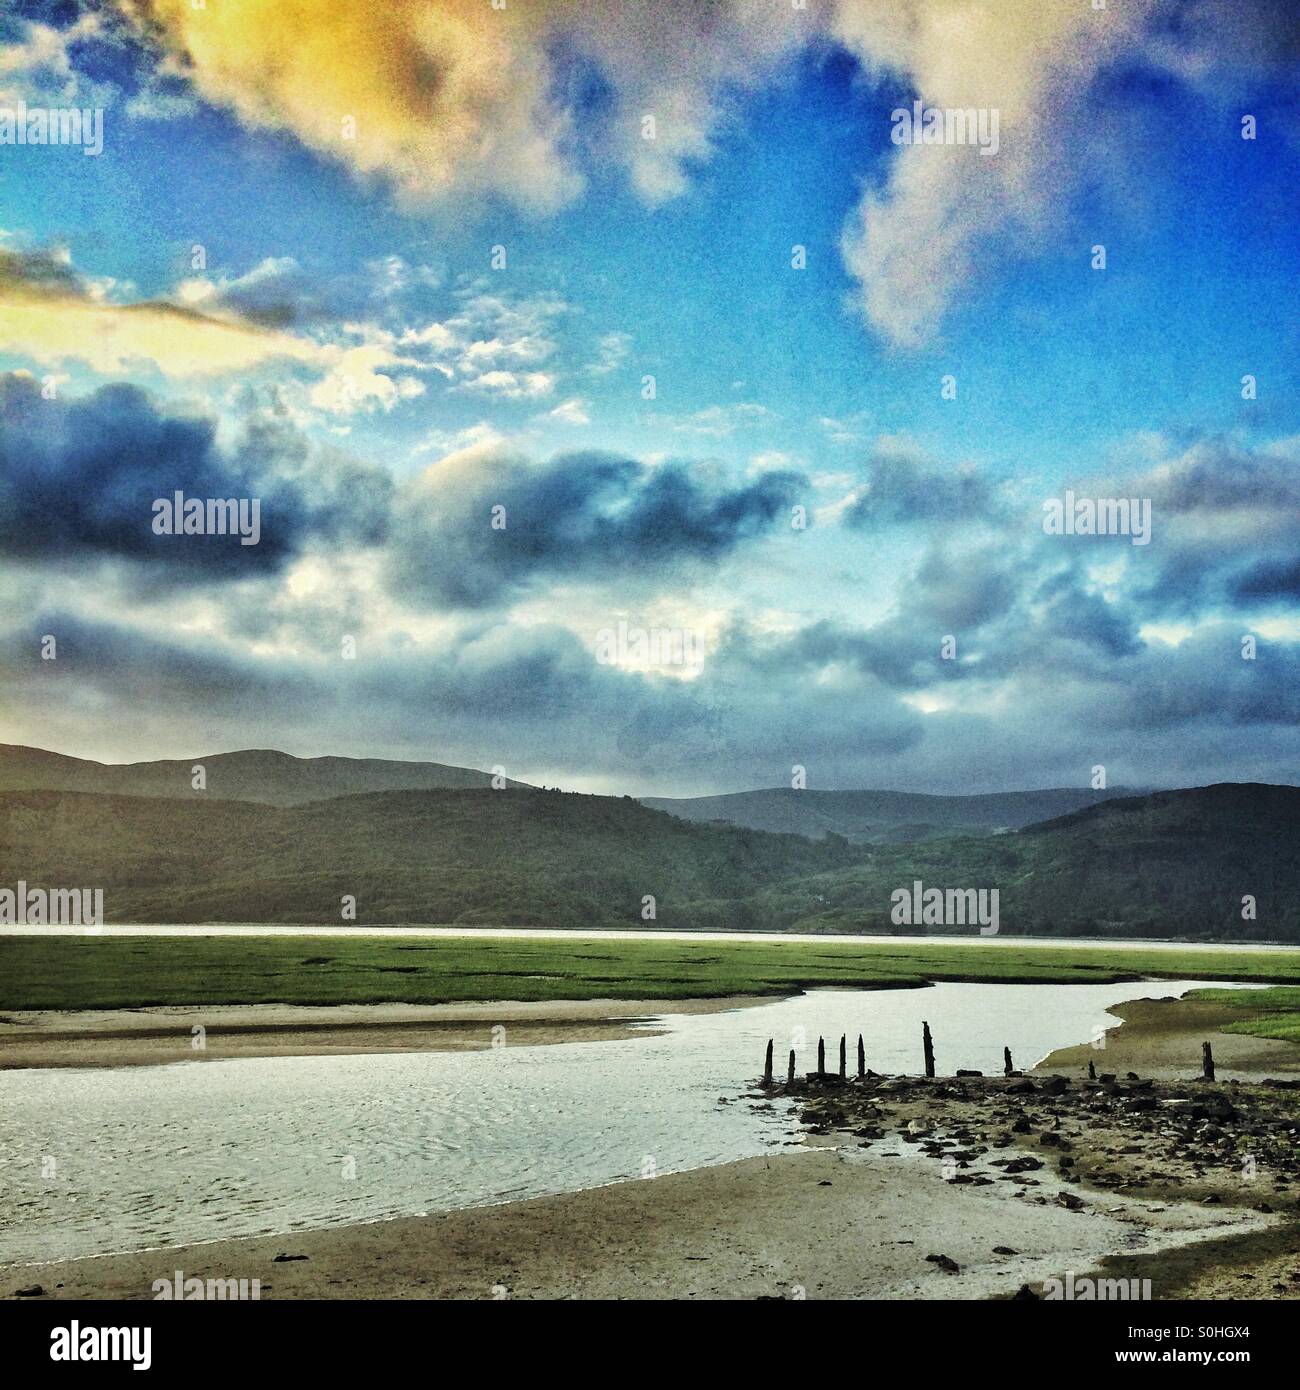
[1,0,1297,794]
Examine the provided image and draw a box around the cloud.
[0,373,392,578]
[385,442,805,608]
[113,0,581,212]
[842,441,1002,528]
[0,246,322,378]
[831,0,1297,347]
[547,398,591,426]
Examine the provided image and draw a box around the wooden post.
[839,1034,847,1079]
[763,1038,774,1086]
[857,1034,865,1079]
[787,1049,795,1084]
[1202,1041,1215,1082]
[817,1036,825,1074]
[1003,1046,1013,1077]
[922,1021,935,1078]
[1088,1060,1096,1080]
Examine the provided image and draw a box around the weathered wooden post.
[922,1021,935,1078]
[1088,1060,1096,1081]
[857,1034,865,1079]
[787,1049,796,1083]
[1003,1046,1013,1077]
[839,1034,847,1079]
[763,1038,774,1086]
[817,1036,825,1074]
[1202,1041,1216,1082]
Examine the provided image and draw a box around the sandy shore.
[3,1142,1276,1302]
[0,997,762,1070]
[1039,995,1300,1081]
[5,993,1298,1301]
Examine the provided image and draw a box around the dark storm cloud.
[0,374,392,579]
[1119,437,1300,620]
[386,448,804,607]
[1033,570,1143,657]
[0,247,83,297]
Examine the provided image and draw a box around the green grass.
[1188,986,1300,1043]
[4,934,1300,1012]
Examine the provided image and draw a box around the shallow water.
[0,979,1250,1266]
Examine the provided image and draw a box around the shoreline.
[0,996,766,1071]
[4,1143,1279,1301]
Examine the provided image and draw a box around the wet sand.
[2,1143,1276,1302]
[0,997,762,1070]
[1039,995,1300,1081]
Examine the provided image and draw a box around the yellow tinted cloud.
[117,0,579,211]
[0,253,320,376]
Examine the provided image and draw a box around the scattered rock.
[926,1254,960,1274]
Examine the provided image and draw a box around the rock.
[1012,1283,1041,1300]
[906,1119,931,1135]
[926,1254,960,1274]
[956,1069,983,1077]
[1007,1080,1036,1094]
[993,1246,1019,1256]
[1040,1076,1069,1096]
[273,1253,309,1263]
[14,1284,45,1297]
[1057,1191,1086,1211]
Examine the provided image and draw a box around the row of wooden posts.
[759,1024,1220,1084]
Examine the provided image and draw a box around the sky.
[0,0,1297,796]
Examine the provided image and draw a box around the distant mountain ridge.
[0,744,528,807]
[0,780,1296,940]
[639,786,1142,844]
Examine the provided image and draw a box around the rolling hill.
[755,785,1300,941]
[0,786,859,929]
[0,744,527,806]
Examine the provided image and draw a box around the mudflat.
[0,996,762,1070]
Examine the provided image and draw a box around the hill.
[639,786,1137,844]
[756,785,1300,941]
[1,782,1295,940]
[0,787,860,929]
[0,744,527,806]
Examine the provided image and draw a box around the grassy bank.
[1189,986,1300,1043]
[5,934,1300,1011]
